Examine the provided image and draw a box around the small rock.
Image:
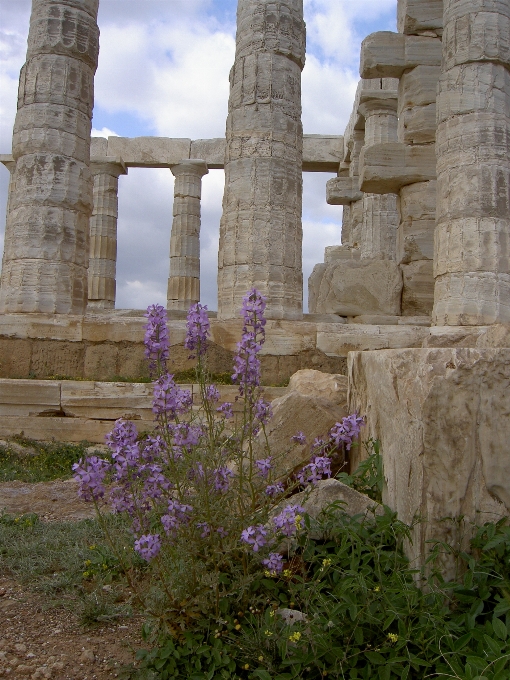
[79,650,95,664]
[14,665,33,677]
[277,608,308,625]
[51,662,64,671]
[14,644,27,654]
[26,653,36,659]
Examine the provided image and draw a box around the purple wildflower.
[205,385,220,403]
[105,419,138,454]
[73,456,110,502]
[262,552,284,574]
[213,466,234,493]
[297,456,332,485]
[185,303,210,358]
[217,402,234,419]
[197,522,210,538]
[291,431,307,445]
[232,289,267,398]
[217,527,228,538]
[161,499,193,535]
[255,399,272,425]
[241,524,268,552]
[153,374,193,419]
[265,482,285,497]
[273,504,305,537]
[109,485,136,515]
[255,457,272,479]
[329,414,364,451]
[134,533,161,561]
[143,464,173,500]
[144,304,169,375]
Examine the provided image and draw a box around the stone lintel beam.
[359,142,436,194]
[89,135,343,172]
[358,90,398,108]
[397,0,444,35]
[327,177,363,205]
[0,154,15,172]
[90,156,127,177]
[360,31,442,79]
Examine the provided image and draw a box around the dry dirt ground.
[0,479,145,680]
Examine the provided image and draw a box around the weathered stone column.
[433,0,510,325]
[218,0,306,320]
[167,160,208,312]
[0,0,99,314]
[88,157,127,310]
[358,95,399,260]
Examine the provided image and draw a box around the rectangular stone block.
[31,340,85,378]
[401,260,435,316]
[61,381,153,420]
[190,138,225,168]
[0,379,60,416]
[359,142,436,194]
[360,32,442,79]
[302,135,344,172]
[107,137,192,167]
[348,348,510,577]
[397,0,444,34]
[316,323,429,356]
[0,314,83,341]
[399,102,437,145]
[326,177,363,205]
[0,339,32,378]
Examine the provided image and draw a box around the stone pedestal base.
[348,348,510,579]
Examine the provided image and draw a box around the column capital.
[0,154,15,174]
[358,96,398,120]
[90,156,127,177]
[171,159,208,178]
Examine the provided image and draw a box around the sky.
[0,0,397,312]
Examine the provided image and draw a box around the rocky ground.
[0,479,145,680]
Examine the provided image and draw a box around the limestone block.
[399,66,441,110]
[287,369,347,406]
[348,348,510,575]
[401,260,435,316]
[308,264,326,315]
[349,315,402,325]
[0,313,84,341]
[398,181,436,263]
[288,479,382,523]
[82,315,148,343]
[31,339,85,378]
[360,32,442,80]
[116,345,150,381]
[190,138,225,168]
[252,387,348,481]
[359,142,436,194]
[91,136,108,156]
[399,102,437,145]
[302,135,343,172]
[61,381,153,420]
[350,200,364,247]
[360,193,399,260]
[326,177,363,205]
[83,344,119,380]
[432,272,510,326]
[443,8,510,71]
[397,0,444,34]
[324,246,361,264]
[317,323,429,356]
[0,379,60,416]
[0,339,32,378]
[312,258,403,317]
[107,137,192,167]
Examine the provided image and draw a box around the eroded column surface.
[0,0,99,315]
[88,158,127,310]
[217,0,306,320]
[358,95,399,260]
[168,160,208,312]
[433,0,510,325]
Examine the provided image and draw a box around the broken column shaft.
[217,0,306,320]
[0,0,100,314]
[167,160,208,312]
[88,157,127,310]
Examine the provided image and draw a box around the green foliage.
[0,437,93,482]
[336,438,383,502]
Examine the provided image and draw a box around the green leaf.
[365,651,386,665]
[354,627,364,645]
[493,617,508,641]
[454,632,472,651]
[466,656,489,671]
[483,634,502,656]
[252,672,272,680]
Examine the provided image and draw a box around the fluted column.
[217,0,306,320]
[0,0,99,314]
[358,97,399,259]
[433,0,510,325]
[167,160,208,312]
[88,157,127,310]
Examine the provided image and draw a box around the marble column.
[217,0,306,320]
[358,96,399,260]
[88,158,127,310]
[0,0,99,315]
[167,160,208,312]
[433,0,510,325]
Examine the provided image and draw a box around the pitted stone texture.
[326,177,363,205]
[359,142,436,194]
[397,0,444,35]
[218,0,306,321]
[401,260,434,316]
[168,160,208,311]
[348,348,510,576]
[433,4,510,326]
[360,32,442,80]
[309,258,403,317]
[360,193,399,260]
[398,181,436,264]
[0,0,99,315]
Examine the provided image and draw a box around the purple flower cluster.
[255,457,272,479]
[205,385,220,403]
[273,504,305,537]
[185,303,210,358]
[161,499,193,535]
[297,455,332,485]
[144,304,169,375]
[329,414,365,451]
[262,552,284,574]
[291,431,307,445]
[241,524,268,552]
[73,456,110,501]
[134,533,161,561]
[153,374,193,420]
[213,466,234,493]
[217,402,234,419]
[265,482,284,497]
[232,289,267,398]
[255,399,272,425]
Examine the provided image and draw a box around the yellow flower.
[243,664,250,670]
[374,585,380,592]
[288,631,302,643]
[264,630,273,637]
[322,558,332,568]
[269,610,275,618]
[89,545,96,550]
[387,633,399,643]
[294,514,303,529]
[82,571,90,578]
[258,656,264,662]
[84,560,92,566]
[283,569,292,578]
[235,624,241,630]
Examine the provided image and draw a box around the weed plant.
[0,438,93,482]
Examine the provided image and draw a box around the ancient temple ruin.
[0,0,508,571]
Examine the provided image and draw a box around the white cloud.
[117,279,167,311]
[92,127,119,138]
